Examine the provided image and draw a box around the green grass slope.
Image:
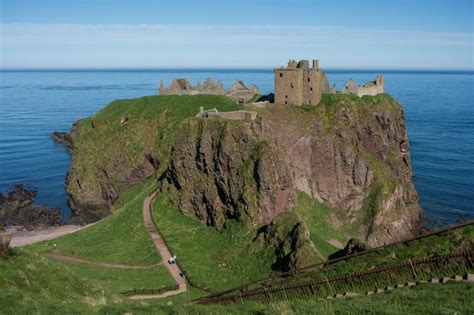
[56,262,175,294]
[0,251,118,313]
[26,179,161,265]
[1,94,470,313]
[151,192,275,290]
[294,191,355,258]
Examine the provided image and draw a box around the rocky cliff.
[58,94,423,268]
[166,94,423,248]
[55,95,238,224]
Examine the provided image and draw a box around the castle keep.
[274,59,330,106]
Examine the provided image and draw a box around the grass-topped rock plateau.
[64,93,423,265]
[1,92,472,314]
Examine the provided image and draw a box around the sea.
[0,69,472,227]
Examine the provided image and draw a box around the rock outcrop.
[165,94,423,247]
[53,111,162,225]
[252,212,320,271]
[0,185,62,230]
[166,118,294,228]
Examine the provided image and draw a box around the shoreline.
[1,223,95,248]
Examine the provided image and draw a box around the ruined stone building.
[159,78,260,103]
[195,106,257,122]
[274,59,330,106]
[342,75,384,97]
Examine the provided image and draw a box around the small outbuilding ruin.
[341,75,384,97]
[195,106,257,122]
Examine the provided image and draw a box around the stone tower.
[274,59,330,106]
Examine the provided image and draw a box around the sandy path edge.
[2,224,94,248]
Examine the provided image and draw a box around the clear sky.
[1,0,473,69]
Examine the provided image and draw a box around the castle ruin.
[274,59,330,106]
[341,75,384,97]
[195,106,257,122]
[274,59,385,104]
[159,78,260,103]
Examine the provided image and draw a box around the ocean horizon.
[2,68,473,74]
[0,69,473,227]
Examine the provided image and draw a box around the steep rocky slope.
[56,95,238,224]
[166,94,423,248]
[58,94,423,268]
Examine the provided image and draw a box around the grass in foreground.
[25,179,161,266]
[0,250,117,313]
[2,248,472,314]
[151,192,275,291]
[55,262,175,294]
[326,224,474,277]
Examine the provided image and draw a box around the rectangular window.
[280,73,283,78]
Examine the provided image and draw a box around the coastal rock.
[252,212,320,271]
[166,94,423,246]
[52,131,74,152]
[0,185,62,230]
[64,94,423,250]
[52,121,79,152]
[60,106,165,225]
[165,118,293,228]
[66,154,159,225]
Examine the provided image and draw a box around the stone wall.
[159,78,260,103]
[342,75,384,97]
[195,107,257,122]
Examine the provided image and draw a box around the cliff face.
[165,118,294,228]
[61,117,161,224]
[56,95,238,224]
[166,94,423,247]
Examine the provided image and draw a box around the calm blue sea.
[0,70,473,226]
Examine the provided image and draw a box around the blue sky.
[1,0,473,69]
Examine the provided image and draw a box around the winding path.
[129,190,188,299]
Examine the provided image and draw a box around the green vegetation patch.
[69,95,238,202]
[151,192,275,290]
[25,179,161,265]
[294,191,356,258]
[238,282,474,315]
[0,251,119,313]
[326,224,474,277]
[55,262,175,294]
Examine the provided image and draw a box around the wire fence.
[191,219,474,302]
[195,249,473,305]
[120,284,180,297]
